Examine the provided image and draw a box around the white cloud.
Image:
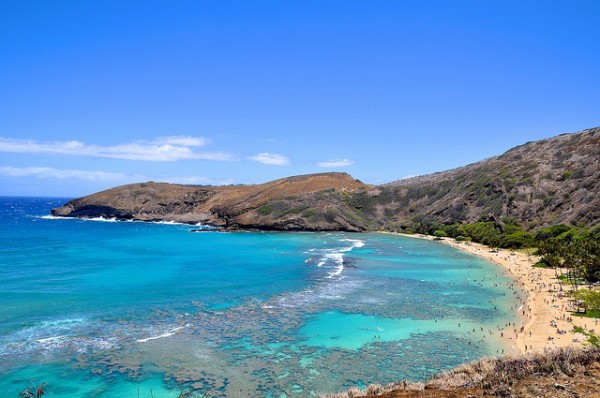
[0,136,237,162]
[317,159,355,167]
[0,165,238,187]
[94,142,196,161]
[247,152,290,166]
[0,166,129,181]
[154,135,210,147]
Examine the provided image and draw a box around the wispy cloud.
[0,166,130,181]
[154,135,209,147]
[247,152,290,166]
[0,136,238,162]
[0,165,236,186]
[317,158,355,167]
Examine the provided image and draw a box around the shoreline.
[385,232,598,354]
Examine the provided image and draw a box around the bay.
[0,197,523,397]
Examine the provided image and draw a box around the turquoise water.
[0,197,523,397]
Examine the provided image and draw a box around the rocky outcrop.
[52,128,600,232]
[52,172,372,231]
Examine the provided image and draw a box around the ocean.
[0,197,523,397]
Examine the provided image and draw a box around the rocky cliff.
[52,127,600,231]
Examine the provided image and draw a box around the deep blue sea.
[0,197,523,397]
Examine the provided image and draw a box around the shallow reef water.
[0,197,524,397]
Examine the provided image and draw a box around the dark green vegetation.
[574,327,600,349]
[535,226,600,283]
[573,289,600,320]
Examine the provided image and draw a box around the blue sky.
[1,1,599,197]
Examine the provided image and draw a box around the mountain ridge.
[380,127,599,230]
[52,127,600,232]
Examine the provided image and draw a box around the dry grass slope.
[382,127,600,230]
[321,347,600,398]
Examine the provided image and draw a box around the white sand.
[389,233,598,354]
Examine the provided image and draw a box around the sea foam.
[305,238,365,279]
[136,326,185,343]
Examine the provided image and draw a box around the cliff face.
[52,127,600,231]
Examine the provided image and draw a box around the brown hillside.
[52,172,372,230]
[376,127,600,230]
[52,127,600,232]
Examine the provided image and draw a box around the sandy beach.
[394,233,598,354]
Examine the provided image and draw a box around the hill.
[52,172,372,231]
[52,127,600,232]
[377,126,599,231]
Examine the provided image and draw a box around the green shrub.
[574,289,600,313]
[433,230,447,238]
[573,326,600,348]
[501,231,536,248]
[561,170,574,180]
[256,205,273,215]
[302,208,317,220]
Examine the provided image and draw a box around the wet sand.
[391,233,598,354]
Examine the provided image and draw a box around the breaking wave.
[304,237,365,279]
